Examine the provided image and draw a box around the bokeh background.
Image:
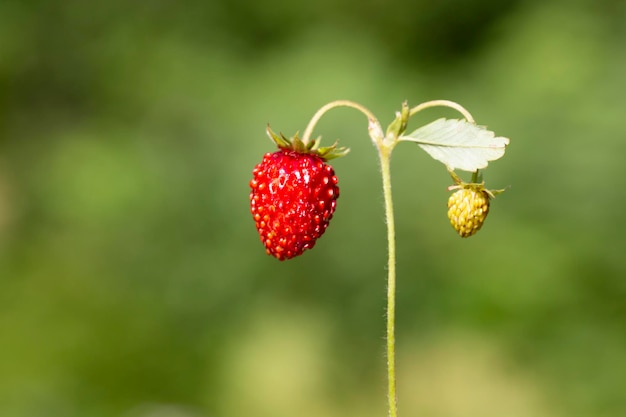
[1,0,625,416]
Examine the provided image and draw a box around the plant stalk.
[301,100,379,144]
[300,98,482,417]
[409,99,475,123]
[378,145,398,417]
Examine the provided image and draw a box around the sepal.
[266,125,349,160]
[447,168,508,199]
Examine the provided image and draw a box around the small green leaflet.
[400,118,510,172]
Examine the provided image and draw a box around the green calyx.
[447,168,507,199]
[266,125,350,161]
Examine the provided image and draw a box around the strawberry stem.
[299,99,481,417]
[409,99,475,123]
[301,100,380,146]
[378,145,399,417]
[374,99,475,417]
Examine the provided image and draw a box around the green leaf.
[400,118,510,172]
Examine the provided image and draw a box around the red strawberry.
[249,127,348,260]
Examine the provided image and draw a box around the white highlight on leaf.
[400,118,510,172]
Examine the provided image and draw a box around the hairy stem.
[409,99,475,124]
[301,100,379,144]
[301,99,478,417]
[378,145,398,417]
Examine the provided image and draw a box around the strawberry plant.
[249,99,510,417]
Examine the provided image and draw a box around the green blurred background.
[1,0,625,416]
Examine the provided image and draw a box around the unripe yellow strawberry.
[447,188,490,237]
